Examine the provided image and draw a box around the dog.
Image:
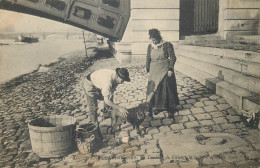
[110,103,148,135]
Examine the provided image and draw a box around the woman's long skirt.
[150,71,179,112]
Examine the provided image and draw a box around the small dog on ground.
[111,102,148,135]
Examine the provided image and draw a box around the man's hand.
[119,107,128,117]
[168,71,173,77]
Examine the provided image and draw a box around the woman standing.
[146,28,179,118]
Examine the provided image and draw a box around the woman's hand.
[118,107,128,117]
[168,71,173,77]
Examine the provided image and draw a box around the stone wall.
[114,0,180,64]
[218,0,260,39]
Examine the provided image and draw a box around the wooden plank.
[132,31,179,43]
[131,9,179,20]
[225,9,259,20]
[131,0,179,9]
[224,20,259,31]
[132,20,179,31]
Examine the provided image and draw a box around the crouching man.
[83,68,130,123]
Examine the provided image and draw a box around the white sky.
[0,9,82,32]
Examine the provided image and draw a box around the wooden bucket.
[28,115,77,158]
[76,123,103,154]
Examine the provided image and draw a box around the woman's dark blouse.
[146,42,177,73]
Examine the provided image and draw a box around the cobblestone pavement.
[0,56,259,168]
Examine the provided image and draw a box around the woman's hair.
[149,28,162,41]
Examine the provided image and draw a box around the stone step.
[230,35,260,45]
[175,61,260,111]
[216,81,259,111]
[175,61,221,90]
[179,39,226,46]
[176,54,260,94]
[177,44,260,64]
[179,39,260,53]
[184,34,222,41]
[175,49,260,77]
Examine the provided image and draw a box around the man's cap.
[116,68,130,82]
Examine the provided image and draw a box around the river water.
[0,39,96,83]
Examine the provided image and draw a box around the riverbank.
[0,47,259,167]
[0,39,97,83]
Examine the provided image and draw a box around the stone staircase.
[175,36,260,114]
[180,34,260,53]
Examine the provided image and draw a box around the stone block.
[143,134,153,141]
[194,102,205,107]
[153,132,166,140]
[175,116,189,123]
[130,130,138,137]
[141,144,156,150]
[235,160,259,168]
[226,116,241,123]
[203,106,218,112]
[223,153,245,163]
[199,127,211,133]
[159,163,180,168]
[153,112,165,119]
[151,120,162,127]
[138,159,161,166]
[213,117,228,124]
[216,104,231,111]
[244,150,260,159]
[100,118,112,127]
[146,147,161,154]
[194,113,212,120]
[202,156,223,165]
[159,126,171,132]
[109,159,123,165]
[181,129,197,134]
[190,95,202,99]
[182,104,193,109]
[210,111,225,118]
[220,123,237,130]
[162,118,174,126]
[186,99,197,104]
[170,123,185,130]
[204,101,218,106]
[187,115,196,121]
[179,96,189,101]
[223,129,240,134]
[217,98,227,104]
[118,163,136,168]
[199,98,210,102]
[125,146,139,153]
[227,109,237,115]
[209,94,221,100]
[184,121,200,128]
[209,148,232,156]
[191,108,205,114]
[141,121,150,128]
[147,128,159,134]
[199,120,215,126]
[178,159,199,168]
[178,109,191,115]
